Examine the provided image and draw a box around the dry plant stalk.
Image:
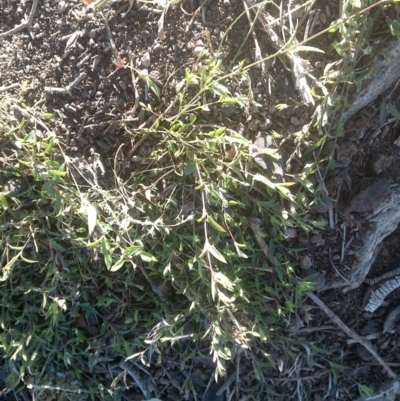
[306,291,396,379]
[245,0,314,104]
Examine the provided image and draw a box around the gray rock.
[299,255,313,269]
[141,52,151,68]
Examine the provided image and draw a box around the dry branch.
[0,0,39,39]
[245,0,315,104]
[338,39,400,128]
[306,291,396,379]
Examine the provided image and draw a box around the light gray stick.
[0,0,39,39]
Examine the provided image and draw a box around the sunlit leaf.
[296,45,325,53]
[207,243,227,264]
[87,203,97,235]
[207,215,226,233]
[102,238,113,270]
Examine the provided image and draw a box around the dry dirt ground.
[2,0,400,400]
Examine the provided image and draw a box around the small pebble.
[310,232,325,246]
[193,46,205,57]
[300,255,313,269]
[249,119,259,131]
[290,116,301,126]
[141,52,151,68]
[284,228,297,239]
[58,0,67,13]
[260,118,272,130]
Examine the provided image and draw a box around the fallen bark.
[326,185,400,292]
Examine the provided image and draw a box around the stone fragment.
[141,52,151,68]
[284,228,297,239]
[299,255,313,269]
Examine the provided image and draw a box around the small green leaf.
[148,79,161,100]
[110,258,125,272]
[207,216,226,233]
[253,173,276,189]
[388,103,400,120]
[48,170,67,177]
[50,240,66,252]
[0,195,9,210]
[225,133,249,145]
[126,245,143,256]
[140,251,157,262]
[41,113,55,120]
[207,243,227,264]
[102,238,113,270]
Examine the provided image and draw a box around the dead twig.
[309,8,321,37]
[102,14,124,69]
[247,217,278,265]
[270,368,330,382]
[340,225,346,264]
[246,0,314,104]
[186,0,211,31]
[128,54,140,118]
[127,95,179,158]
[298,0,317,30]
[44,73,86,96]
[0,0,39,39]
[288,325,337,336]
[0,83,20,92]
[303,9,315,41]
[235,348,241,401]
[119,362,153,399]
[242,0,266,75]
[329,248,349,283]
[306,291,397,379]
